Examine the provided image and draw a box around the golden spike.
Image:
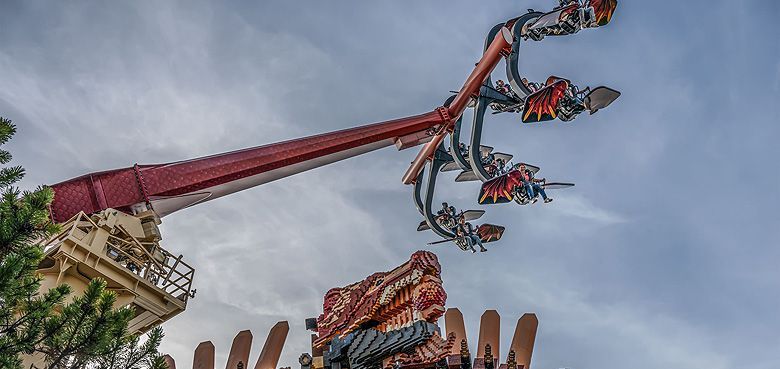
[163,355,177,369]
[508,314,538,369]
[193,341,215,369]
[445,308,468,356]
[254,321,290,369]
[226,330,253,369]
[477,310,500,360]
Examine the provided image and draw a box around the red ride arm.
[49,110,448,223]
[401,27,513,185]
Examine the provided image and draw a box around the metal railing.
[46,212,195,303]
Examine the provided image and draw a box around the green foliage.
[0,246,71,368]
[0,185,59,259]
[38,279,167,369]
[0,116,70,369]
[92,326,168,369]
[0,117,24,189]
[0,116,168,369]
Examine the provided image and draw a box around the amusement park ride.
[31,1,620,368]
[162,251,539,369]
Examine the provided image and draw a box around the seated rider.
[517,164,553,204]
[565,83,578,99]
[487,157,507,177]
[455,216,486,253]
[438,202,456,217]
[569,84,589,105]
[437,202,457,230]
[495,158,507,175]
[457,142,469,157]
[521,78,540,93]
[481,151,496,166]
[495,79,512,95]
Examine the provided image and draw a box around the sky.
[1,1,779,368]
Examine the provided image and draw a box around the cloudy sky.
[2,1,779,368]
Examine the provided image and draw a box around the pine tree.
[37,279,167,369]
[0,116,168,369]
[92,326,168,369]
[0,116,71,368]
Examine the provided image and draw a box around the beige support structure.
[508,314,538,369]
[25,209,196,368]
[226,330,254,369]
[476,310,500,360]
[193,342,216,369]
[36,209,195,334]
[255,321,290,369]
[445,308,468,356]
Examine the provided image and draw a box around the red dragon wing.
[478,170,520,205]
[589,0,618,27]
[544,76,566,86]
[477,224,505,243]
[522,79,569,123]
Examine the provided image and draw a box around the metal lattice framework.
[38,209,194,333]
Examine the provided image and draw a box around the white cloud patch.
[550,194,627,225]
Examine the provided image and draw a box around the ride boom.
[49,110,448,223]
[402,27,514,185]
[49,13,535,223]
[49,27,514,223]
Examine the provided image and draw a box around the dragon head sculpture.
[309,251,450,369]
[315,251,446,346]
